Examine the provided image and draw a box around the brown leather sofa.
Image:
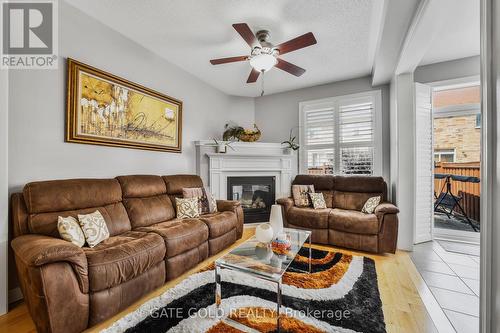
[10,174,243,333]
[277,175,399,254]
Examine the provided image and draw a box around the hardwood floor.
[0,227,438,333]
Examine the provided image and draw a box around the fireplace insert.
[227,176,276,223]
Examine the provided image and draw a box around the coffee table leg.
[276,278,282,332]
[308,234,312,273]
[215,265,222,318]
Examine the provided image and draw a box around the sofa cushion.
[163,175,204,195]
[199,211,237,238]
[286,206,331,229]
[84,231,165,292]
[23,178,131,237]
[136,219,209,258]
[28,203,131,238]
[117,175,166,198]
[333,191,383,211]
[118,175,176,229]
[124,195,176,228]
[334,176,387,199]
[329,208,379,234]
[317,190,334,208]
[23,178,122,214]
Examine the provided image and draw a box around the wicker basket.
[237,124,261,142]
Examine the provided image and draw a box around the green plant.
[281,128,300,150]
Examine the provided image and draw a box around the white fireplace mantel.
[194,141,294,200]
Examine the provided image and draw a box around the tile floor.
[411,241,480,333]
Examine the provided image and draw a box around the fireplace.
[227,176,276,223]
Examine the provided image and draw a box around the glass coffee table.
[214,227,312,332]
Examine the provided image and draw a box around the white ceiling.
[65,0,385,97]
[419,0,480,66]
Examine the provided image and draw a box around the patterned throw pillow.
[292,184,315,207]
[206,190,218,213]
[77,210,110,248]
[309,192,327,209]
[58,216,85,247]
[182,187,218,214]
[176,197,200,219]
[361,196,381,214]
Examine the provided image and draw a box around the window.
[299,91,382,175]
[434,149,456,163]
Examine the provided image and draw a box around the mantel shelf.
[206,153,293,158]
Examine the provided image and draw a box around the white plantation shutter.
[301,104,335,174]
[414,83,433,243]
[338,97,375,175]
[300,91,381,176]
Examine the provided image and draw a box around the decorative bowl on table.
[271,238,291,255]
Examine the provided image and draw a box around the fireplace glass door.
[227,176,276,223]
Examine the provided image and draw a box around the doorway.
[431,80,481,244]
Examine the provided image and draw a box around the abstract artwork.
[66,59,182,152]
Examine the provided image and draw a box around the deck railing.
[434,162,480,222]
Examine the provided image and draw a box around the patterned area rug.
[103,248,386,333]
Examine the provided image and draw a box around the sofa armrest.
[375,202,399,219]
[11,235,90,333]
[12,234,88,292]
[276,197,294,211]
[217,200,244,239]
[12,234,86,267]
[276,197,294,228]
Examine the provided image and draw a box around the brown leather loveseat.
[10,174,243,333]
[277,175,398,253]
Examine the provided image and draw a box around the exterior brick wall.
[433,115,481,162]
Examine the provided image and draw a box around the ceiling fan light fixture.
[249,53,277,72]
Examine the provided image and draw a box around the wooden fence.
[434,162,480,222]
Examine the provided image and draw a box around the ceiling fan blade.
[210,56,248,65]
[247,68,260,83]
[275,32,317,55]
[232,23,258,48]
[275,58,306,76]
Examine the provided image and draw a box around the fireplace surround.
[195,141,294,223]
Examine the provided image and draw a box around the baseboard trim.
[8,287,23,304]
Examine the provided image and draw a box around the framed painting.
[66,58,182,152]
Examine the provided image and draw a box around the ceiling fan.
[210,23,317,84]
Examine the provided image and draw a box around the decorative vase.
[255,223,274,243]
[216,144,227,153]
[283,147,293,155]
[269,204,283,237]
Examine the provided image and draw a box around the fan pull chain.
[261,70,265,96]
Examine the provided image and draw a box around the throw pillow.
[176,197,200,219]
[58,216,85,247]
[182,187,218,214]
[77,210,110,248]
[292,184,315,207]
[206,190,218,213]
[361,196,381,214]
[309,192,327,209]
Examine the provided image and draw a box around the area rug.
[102,248,386,333]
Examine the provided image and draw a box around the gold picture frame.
[66,58,182,152]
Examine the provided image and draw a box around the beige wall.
[434,115,481,162]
